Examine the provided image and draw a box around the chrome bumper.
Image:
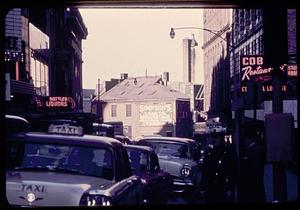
[172,178,194,193]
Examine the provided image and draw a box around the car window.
[127,149,148,172]
[7,142,114,180]
[115,147,132,180]
[141,141,192,159]
[149,153,160,171]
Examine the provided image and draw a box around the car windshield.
[7,142,114,180]
[126,149,148,172]
[142,141,192,159]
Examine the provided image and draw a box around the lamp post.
[97,78,101,123]
[170,27,233,49]
[169,26,234,124]
[170,26,234,123]
[169,24,242,172]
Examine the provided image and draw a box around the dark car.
[6,124,143,206]
[115,135,132,145]
[92,123,115,138]
[136,136,202,194]
[5,115,31,136]
[124,145,173,204]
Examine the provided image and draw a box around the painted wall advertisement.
[139,103,173,126]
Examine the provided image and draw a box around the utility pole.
[263,8,288,202]
[97,78,101,123]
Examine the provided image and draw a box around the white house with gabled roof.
[94,76,193,140]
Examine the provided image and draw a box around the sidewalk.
[264,163,298,202]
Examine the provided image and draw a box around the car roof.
[5,114,29,124]
[138,136,196,144]
[93,123,114,128]
[124,144,154,152]
[8,132,123,148]
[40,119,77,123]
[115,135,130,139]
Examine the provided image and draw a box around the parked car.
[136,136,202,194]
[5,114,31,136]
[92,123,115,138]
[115,135,132,145]
[6,123,143,206]
[124,145,173,204]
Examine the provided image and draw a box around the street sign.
[5,73,11,101]
[265,113,294,162]
[48,123,83,135]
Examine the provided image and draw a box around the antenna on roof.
[145,68,147,77]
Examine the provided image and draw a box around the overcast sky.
[79,9,204,89]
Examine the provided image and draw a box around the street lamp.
[170,25,238,155]
[169,27,233,49]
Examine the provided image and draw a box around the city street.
[2,5,297,207]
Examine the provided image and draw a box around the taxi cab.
[6,123,143,206]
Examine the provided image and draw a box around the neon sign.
[241,55,274,82]
[240,55,297,100]
[35,96,76,110]
[241,66,273,81]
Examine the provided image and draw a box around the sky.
[79,9,204,89]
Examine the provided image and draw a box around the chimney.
[120,73,128,81]
[162,72,169,86]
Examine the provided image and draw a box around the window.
[111,104,117,117]
[7,142,114,180]
[29,23,49,96]
[115,148,131,181]
[124,125,132,138]
[126,104,132,117]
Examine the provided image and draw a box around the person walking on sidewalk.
[199,131,238,203]
[237,123,266,203]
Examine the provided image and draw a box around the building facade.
[230,9,297,129]
[5,9,35,113]
[99,76,192,140]
[168,81,204,122]
[202,9,232,125]
[82,89,95,113]
[5,8,87,115]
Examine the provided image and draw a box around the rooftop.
[94,76,190,102]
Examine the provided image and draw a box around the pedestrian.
[199,131,237,203]
[237,123,266,203]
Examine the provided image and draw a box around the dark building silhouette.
[230,9,297,152]
[202,9,232,125]
[4,8,87,114]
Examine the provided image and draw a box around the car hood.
[157,156,197,177]
[6,171,114,206]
